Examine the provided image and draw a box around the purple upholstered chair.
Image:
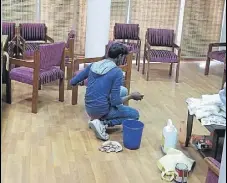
[9,42,66,113]
[204,157,220,183]
[143,28,181,83]
[114,23,141,71]
[205,42,226,76]
[18,23,54,58]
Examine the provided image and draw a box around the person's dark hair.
[108,43,129,59]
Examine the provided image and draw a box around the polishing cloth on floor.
[99,141,123,153]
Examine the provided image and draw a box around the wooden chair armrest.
[46,35,54,43]
[72,56,105,74]
[145,41,151,51]
[75,56,105,64]
[209,42,226,47]
[137,39,141,46]
[204,157,220,176]
[173,43,181,51]
[10,57,35,68]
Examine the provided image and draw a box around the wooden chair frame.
[205,42,226,76]
[71,53,133,105]
[9,47,67,114]
[65,38,75,90]
[143,30,181,83]
[204,157,220,177]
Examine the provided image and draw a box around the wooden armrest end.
[10,57,35,68]
[204,157,220,176]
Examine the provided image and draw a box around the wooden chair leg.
[142,52,146,75]
[59,78,64,102]
[72,86,78,105]
[67,65,72,90]
[32,84,39,114]
[146,61,150,81]
[175,62,180,83]
[6,72,12,104]
[66,65,71,80]
[38,82,41,90]
[137,51,141,72]
[205,57,211,75]
[169,63,173,76]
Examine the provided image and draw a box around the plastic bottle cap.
[167,119,173,126]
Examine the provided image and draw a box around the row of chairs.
[113,23,181,82]
[5,37,133,113]
[113,23,226,85]
[2,22,54,58]
[4,22,225,84]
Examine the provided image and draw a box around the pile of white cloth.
[186,84,226,126]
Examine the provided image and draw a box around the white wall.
[176,0,186,45]
[1,0,3,117]
[85,0,111,58]
[220,0,226,43]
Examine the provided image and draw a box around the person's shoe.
[89,119,109,141]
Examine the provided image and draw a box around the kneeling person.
[70,43,143,140]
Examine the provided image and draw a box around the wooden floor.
[1,61,224,183]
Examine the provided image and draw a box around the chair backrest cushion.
[2,22,16,41]
[40,42,65,69]
[147,28,174,47]
[20,23,46,41]
[66,30,76,48]
[114,23,140,40]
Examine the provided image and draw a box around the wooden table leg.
[212,131,219,159]
[6,71,12,104]
[185,111,194,147]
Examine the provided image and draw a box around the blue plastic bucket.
[123,120,144,150]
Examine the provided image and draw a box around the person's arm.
[110,70,123,106]
[122,95,132,103]
[122,92,144,103]
[70,65,91,86]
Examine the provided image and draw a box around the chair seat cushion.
[10,66,64,85]
[208,50,226,62]
[148,50,178,63]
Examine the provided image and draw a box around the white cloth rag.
[99,141,123,153]
[186,93,226,126]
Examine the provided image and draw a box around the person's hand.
[130,92,144,101]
